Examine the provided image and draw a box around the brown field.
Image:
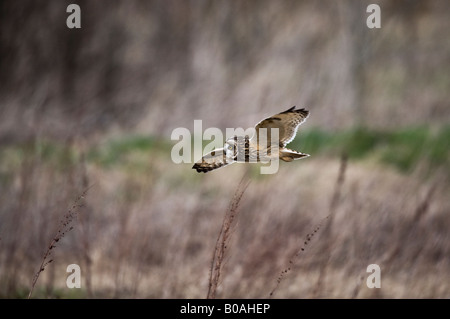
[0,144,449,298]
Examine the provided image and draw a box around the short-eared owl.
[193,106,310,173]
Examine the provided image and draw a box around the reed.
[207,175,250,299]
[27,186,91,299]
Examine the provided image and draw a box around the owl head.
[224,137,238,159]
[224,135,249,161]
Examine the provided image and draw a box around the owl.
[193,106,310,173]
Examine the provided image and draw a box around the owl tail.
[280,149,309,162]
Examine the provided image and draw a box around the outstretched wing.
[192,148,233,173]
[253,106,309,147]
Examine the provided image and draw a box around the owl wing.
[253,106,309,147]
[192,148,233,173]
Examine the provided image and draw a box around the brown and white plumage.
[191,148,231,173]
[254,106,309,148]
[193,106,310,173]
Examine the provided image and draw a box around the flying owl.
[193,106,310,173]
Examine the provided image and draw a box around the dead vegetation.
[2,141,448,298]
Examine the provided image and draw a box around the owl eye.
[228,145,233,150]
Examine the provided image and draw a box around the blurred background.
[0,0,449,298]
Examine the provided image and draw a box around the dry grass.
[313,154,347,297]
[28,187,90,299]
[0,140,449,298]
[270,214,329,298]
[207,175,250,299]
